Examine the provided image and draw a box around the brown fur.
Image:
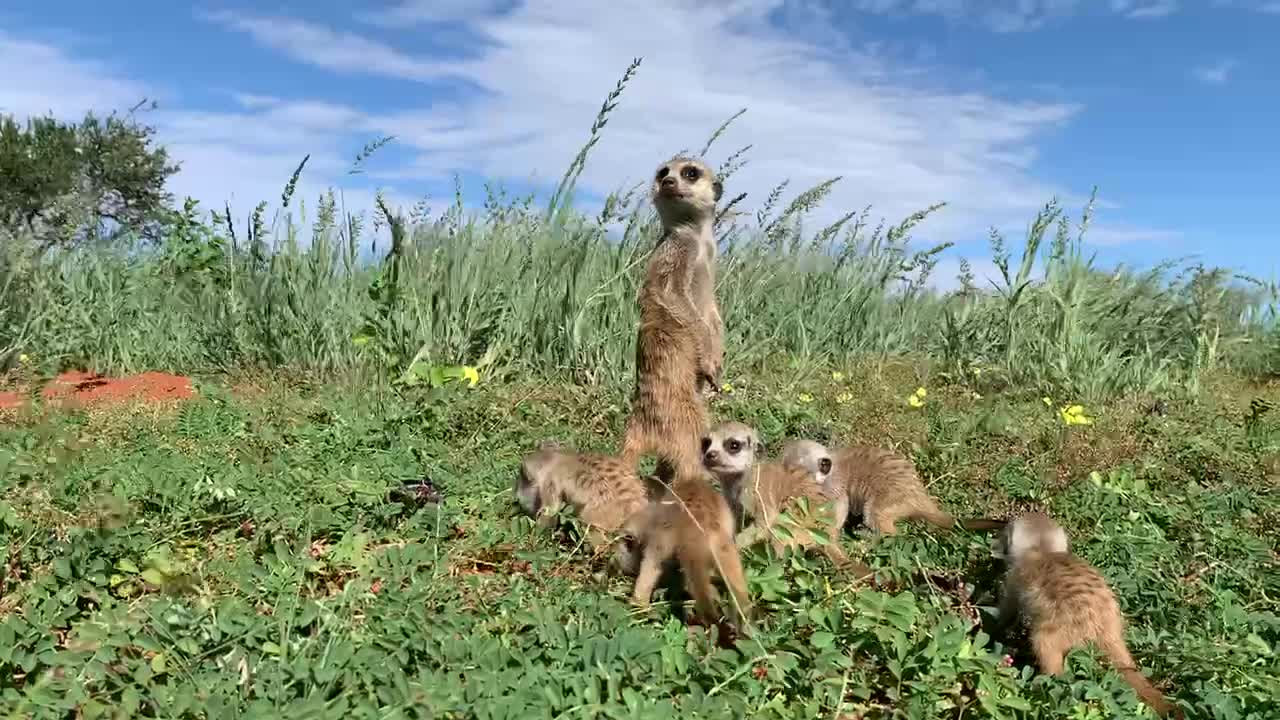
[619,156,724,483]
[515,440,662,574]
[992,512,1182,718]
[622,469,751,628]
[704,423,872,580]
[785,439,986,535]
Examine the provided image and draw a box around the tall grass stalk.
[1,63,1274,403]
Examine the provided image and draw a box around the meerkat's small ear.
[712,179,723,203]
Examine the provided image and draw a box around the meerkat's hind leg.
[867,505,900,536]
[631,547,666,610]
[1031,629,1072,675]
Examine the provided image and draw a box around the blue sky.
[2,1,1277,289]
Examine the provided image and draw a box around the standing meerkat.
[988,512,1182,718]
[621,468,752,628]
[515,440,663,574]
[619,156,724,483]
[782,438,988,536]
[702,422,870,578]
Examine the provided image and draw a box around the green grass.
[0,366,1277,718]
[2,61,1279,718]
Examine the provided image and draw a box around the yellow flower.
[907,394,924,408]
[914,387,927,399]
[462,366,480,387]
[18,354,29,364]
[1042,396,1053,406]
[1059,404,1093,426]
[797,393,814,404]
[836,391,852,404]
[831,371,845,382]
[721,382,735,394]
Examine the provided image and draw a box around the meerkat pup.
[702,422,870,577]
[622,469,752,628]
[783,438,985,536]
[515,440,661,574]
[990,512,1181,718]
[619,156,724,483]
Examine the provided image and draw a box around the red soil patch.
[0,371,196,412]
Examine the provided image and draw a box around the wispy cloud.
[850,0,1083,31]
[0,31,402,228]
[198,10,463,83]
[0,31,150,118]
[1192,58,1238,85]
[207,1,1098,246]
[5,2,1182,256]
[1111,0,1180,19]
[851,0,1183,29]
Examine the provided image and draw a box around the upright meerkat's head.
[701,421,759,477]
[780,439,834,486]
[992,511,1069,562]
[514,441,567,517]
[652,156,723,226]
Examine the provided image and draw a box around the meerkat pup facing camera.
[621,469,752,628]
[619,156,724,483]
[515,440,661,574]
[990,512,1181,718]
[783,438,985,536]
[702,423,868,577]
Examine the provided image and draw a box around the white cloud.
[0,32,406,236]
[1111,0,1179,18]
[208,1,1102,248]
[1085,224,1181,247]
[6,2,1183,260]
[1192,58,1238,85]
[0,31,150,118]
[198,10,462,83]
[851,0,1182,29]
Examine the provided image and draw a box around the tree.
[0,102,181,250]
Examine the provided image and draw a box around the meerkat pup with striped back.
[621,467,752,629]
[702,422,871,578]
[783,438,986,536]
[515,440,663,574]
[989,512,1182,718]
[619,156,724,483]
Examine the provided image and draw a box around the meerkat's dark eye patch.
[700,436,712,452]
[656,166,670,180]
[819,458,832,475]
[726,439,742,454]
[681,165,700,181]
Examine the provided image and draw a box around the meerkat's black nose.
[660,176,676,188]
[704,449,720,463]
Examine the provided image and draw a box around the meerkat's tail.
[709,536,751,627]
[677,542,722,624]
[1098,634,1180,718]
[959,517,1009,531]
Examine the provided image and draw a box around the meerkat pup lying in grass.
[700,422,872,580]
[515,440,661,574]
[782,438,992,535]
